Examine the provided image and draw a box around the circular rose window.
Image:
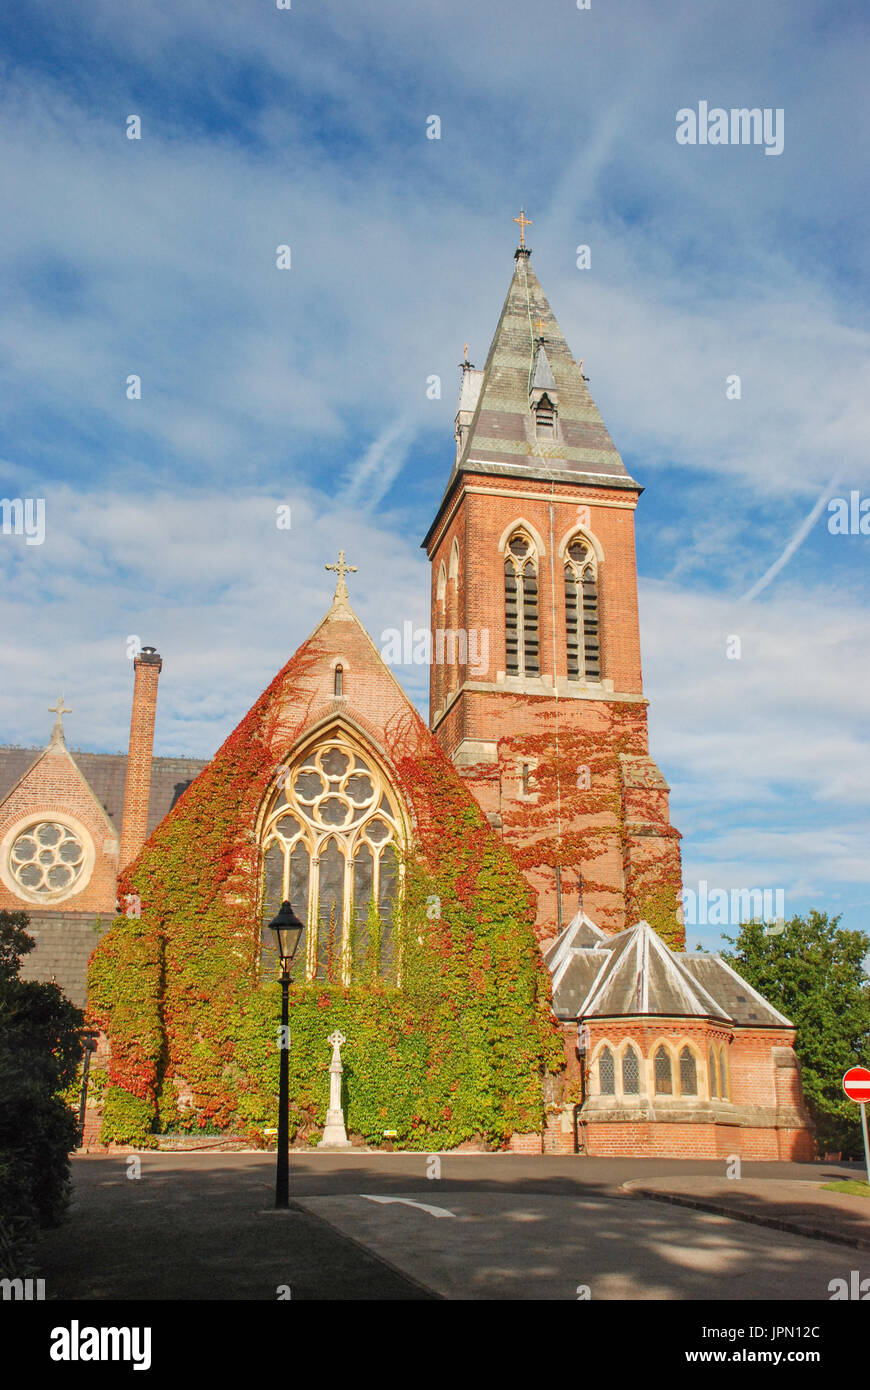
[9,821,86,896]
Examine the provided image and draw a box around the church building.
[0,226,814,1159]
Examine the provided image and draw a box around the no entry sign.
[842,1068,870,1187]
[842,1067,870,1102]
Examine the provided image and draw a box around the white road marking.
[360,1194,456,1219]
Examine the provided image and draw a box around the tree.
[723,912,870,1156]
[0,910,84,1274]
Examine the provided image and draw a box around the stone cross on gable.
[325,550,357,605]
[48,694,71,745]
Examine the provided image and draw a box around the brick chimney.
[119,646,162,872]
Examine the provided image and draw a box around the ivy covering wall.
[87,648,564,1148]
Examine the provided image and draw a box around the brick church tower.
[423,228,683,944]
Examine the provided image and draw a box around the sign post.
[842,1067,870,1187]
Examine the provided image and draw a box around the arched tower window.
[564,537,600,682]
[446,539,460,696]
[598,1046,615,1095]
[622,1045,641,1095]
[433,562,447,713]
[679,1046,698,1096]
[334,665,344,697]
[262,732,404,985]
[504,532,539,678]
[654,1046,673,1095]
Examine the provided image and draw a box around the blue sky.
[1,0,868,949]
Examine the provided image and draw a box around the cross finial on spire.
[513,207,533,247]
[534,317,547,336]
[325,550,358,605]
[48,694,71,746]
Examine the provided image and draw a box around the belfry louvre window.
[261,733,403,985]
[504,533,540,677]
[564,538,600,681]
[535,394,556,436]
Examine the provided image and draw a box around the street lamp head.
[268,901,304,970]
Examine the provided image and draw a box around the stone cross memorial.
[318,1029,351,1149]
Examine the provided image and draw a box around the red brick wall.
[424,473,682,936]
[0,745,119,914]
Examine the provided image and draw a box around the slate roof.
[681,953,793,1027]
[0,746,208,837]
[548,911,793,1029]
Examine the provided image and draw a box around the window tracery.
[261,734,403,984]
[9,821,86,898]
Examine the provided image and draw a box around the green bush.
[0,910,83,1275]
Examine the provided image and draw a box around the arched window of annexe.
[564,537,600,682]
[598,1046,615,1096]
[504,533,540,677]
[654,1046,673,1095]
[719,1047,729,1100]
[622,1045,641,1095]
[708,1047,719,1100]
[261,734,403,985]
[679,1046,698,1096]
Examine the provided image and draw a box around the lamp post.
[268,901,304,1210]
[77,1029,99,1147]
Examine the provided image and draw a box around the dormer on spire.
[529,343,558,438]
[530,344,556,395]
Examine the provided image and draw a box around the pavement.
[624,1176,870,1250]
[29,1152,870,1300]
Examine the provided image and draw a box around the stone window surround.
[517,755,539,803]
[590,1036,728,1104]
[0,810,97,906]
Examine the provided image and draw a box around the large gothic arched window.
[504,532,539,677]
[261,733,404,985]
[564,537,600,682]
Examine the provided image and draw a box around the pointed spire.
[449,241,637,488]
[47,694,71,747]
